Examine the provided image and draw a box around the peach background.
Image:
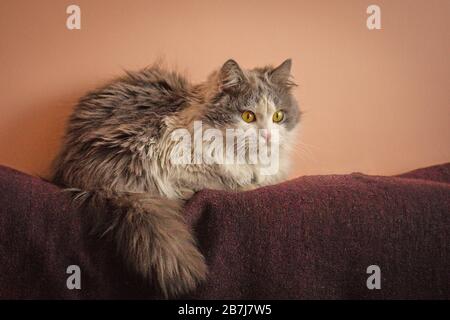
[0,0,449,179]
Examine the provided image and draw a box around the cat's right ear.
[218,59,245,91]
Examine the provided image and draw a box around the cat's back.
[52,66,194,188]
[71,65,193,128]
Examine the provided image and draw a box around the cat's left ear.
[218,59,246,91]
[269,59,295,87]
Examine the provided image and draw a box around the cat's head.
[203,59,301,149]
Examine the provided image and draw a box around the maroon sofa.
[0,164,449,299]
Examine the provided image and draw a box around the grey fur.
[51,59,300,298]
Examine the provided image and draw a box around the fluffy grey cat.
[51,59,301,297]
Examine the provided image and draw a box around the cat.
[51,59,301,297]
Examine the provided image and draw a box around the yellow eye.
[273,110,284,123]
[241,110,256,123]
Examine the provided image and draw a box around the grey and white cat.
[51,59,301,297]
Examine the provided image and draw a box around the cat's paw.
[238,183,260,192]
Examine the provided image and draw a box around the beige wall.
[0,0,449,179]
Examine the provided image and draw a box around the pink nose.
[262,131,271,142]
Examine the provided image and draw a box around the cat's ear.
[218,59,246,91]
[269,59,295,87]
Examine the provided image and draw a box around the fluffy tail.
[72,190,207,298]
